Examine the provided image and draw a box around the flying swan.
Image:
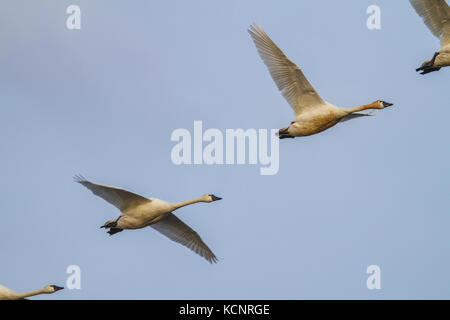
[74,175,221,263]
[410,0,450,74]
[248,24,393,138]
[0,284,63,300]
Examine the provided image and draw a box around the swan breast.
[290,105,344,136]
[122,199,174,228]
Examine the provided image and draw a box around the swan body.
[108,198,179,229]
[248,24,393,138]
[0,284,63,300]
[410,0,450,74]
[74,175,221,263]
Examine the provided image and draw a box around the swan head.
[43,285,64,294]
[375,100,393,109]
[202,194,222,202]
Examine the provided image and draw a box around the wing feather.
[410,0,450,45]
[151,213,218,264]
[248,24,325,115]
[74,175,151,211]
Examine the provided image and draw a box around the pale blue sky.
[1,0,449,299]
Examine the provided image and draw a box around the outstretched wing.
[339,110,379,123]
[74,175,151,212]
[410,0,450,45]
[151,213,218,264]
[248,23,326,115]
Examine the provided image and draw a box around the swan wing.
[151,213,218,264]
[248,24,326,116]
[339,110,379,123]
[410,0,450,45]
[74,175,151,211]
[0,285,18,300]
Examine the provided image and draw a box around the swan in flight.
[248,24,393,138]
[74,175,221,263]
[0,284,63,300]
[410,0,450,74]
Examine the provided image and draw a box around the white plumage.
[248,24,393,138]
[410,0,450,74]
[75,175,221,263]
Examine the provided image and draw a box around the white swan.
[74,175,221,263]
[248,24,393,138]
[0,284,63,300]
[410,0,450,74]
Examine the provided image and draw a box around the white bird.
[248,24,393,138]
[74,175,221,263]
[410,0,450,74]
[0,284,63,300]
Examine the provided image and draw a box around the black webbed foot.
[107,228,123,236]
[279,134,295,139]
[417,52,440,74]
[100,216,122,229]
[419,67,441,75]
[101,221,118,229]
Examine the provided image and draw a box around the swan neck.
[16,288,46,299]
[346,103,376,114]
[172,197,203,210]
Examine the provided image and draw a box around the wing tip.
[73,174,87,183]
[208,255,219,264]
[248,22,263,36]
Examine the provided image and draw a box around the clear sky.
[1,0,449,299]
